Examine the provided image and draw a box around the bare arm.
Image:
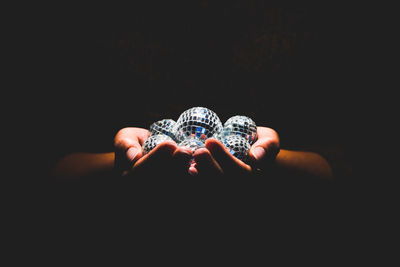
[52,126,333,180]
[52,149,333,180]
[53,127,192,179]
[274,149,334,180]
[52,152,115,180]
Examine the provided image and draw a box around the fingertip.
[174,146,192,156]
[126,147,141,163]
[205,137,223,145]
[250,146,266,161]
[172,147,193,161]
[205,138,226,152]
[193,147,211,159]
[156,141,178,154]
[188,166,198,176]
[193,148,223,174]
[137,141,176,163]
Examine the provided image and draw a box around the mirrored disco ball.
[178,137,205,153]
[149,119,178,141]
[176,107,223,142]
[223,115,258,145]
[222,135,251,162]
[142,134,173,155]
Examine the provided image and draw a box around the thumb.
[114,143,143,175]
[114,128,149,173]
[250,146,266,161]
[249,141,280,164]
[125,146,142,164]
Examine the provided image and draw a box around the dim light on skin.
[53,127,333,180]
[52,152,115,179]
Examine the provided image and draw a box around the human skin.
[52,127,333,180]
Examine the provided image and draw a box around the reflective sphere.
[222,135,251,162]
[175,107,223,142]
[149,119,178,141]
[142,134,174,155]
[178,137,205,153]
[223,115,257,145]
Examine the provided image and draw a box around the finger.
[114,128,150,171]
[126,146,142,164]
[205,139,251,175]
[249,127,280,165]
[193,148,223,176]
[114,145,143,174]
[188,162,198,176]
[118,147,143,177]
[114,128,150,151]
[171,147,193,176]
[132,141,177,176]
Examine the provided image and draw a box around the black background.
[7,4,389,259]
[22,4,363,182]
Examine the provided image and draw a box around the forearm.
[52,152,115,179]
[52,149,333,180]
[273,149,334,180]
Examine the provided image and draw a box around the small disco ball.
[178,137,205,153]
[175,107,223,142]
[142,134,174,155]
[222,135,251,163]
[149,119,178,141]
[223,115,258,145]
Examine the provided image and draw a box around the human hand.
[191,126,280,176]
[114,127,193,177]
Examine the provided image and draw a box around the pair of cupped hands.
[114,126,280,177]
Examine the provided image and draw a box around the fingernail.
[188,166,198,176]
[126,147,139,162]
[252,146,265,160]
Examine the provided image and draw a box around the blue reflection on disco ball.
[175,107,223,142]
[142,134,173,155]
[222,135,251,163]
[223,115,258,145]
[149,119,178,141]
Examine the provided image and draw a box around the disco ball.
[149,119,178,141]
[175,107,223,142]
[178,137,205,153]
[142,134,174,155]
[222,135,251,163]
[223,115,258,145]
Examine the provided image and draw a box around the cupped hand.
[192,126,280,176]
[113,126,279,177]
[114,127,193,177]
